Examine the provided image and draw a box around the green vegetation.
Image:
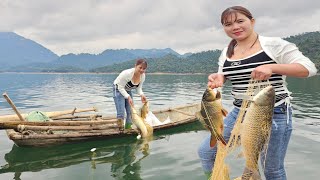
[92,31,320,73]
[91,50,221,73]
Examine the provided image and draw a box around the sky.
[1,0,320,56]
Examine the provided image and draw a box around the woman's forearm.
[269,63,310,77]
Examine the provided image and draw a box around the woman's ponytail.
[226,39,237,58]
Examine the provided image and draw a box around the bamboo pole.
[46,107,98,118]
[14,124,119,131]
[51,114,102,120]
[2,92,25,121]
[0,119,119,129]
[0,107,98,121]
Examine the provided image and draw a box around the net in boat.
[25,111,50,122]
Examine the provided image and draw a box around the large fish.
[130,103,152,138]
[240,85,275,180]
[140,101,153,135]
[196,87,228,147]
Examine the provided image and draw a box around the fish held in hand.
[196,88,228,147]
[130,105,149,138]
[140,101,153,135]
[140,101,149,120]
[130,102,153,138]
[240,85,275,180]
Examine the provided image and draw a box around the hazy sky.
[1,0,319,56]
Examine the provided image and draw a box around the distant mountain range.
[0,31,319,73]
[0,32,189,72]
[54,48,182,70]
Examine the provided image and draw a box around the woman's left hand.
[141,95,147,103]
[251,64,273,80]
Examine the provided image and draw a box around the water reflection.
[0,137,150,180]
[109,138,151,180]
[0,121,204,179]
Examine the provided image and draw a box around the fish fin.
[209,135,218,148]
[196,112,210,130]
[196,112,206,126]
[221,108,228,117]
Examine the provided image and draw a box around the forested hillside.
[92,31,320,73]
[91,50,221,73]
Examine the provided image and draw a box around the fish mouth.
[202,88,221,102]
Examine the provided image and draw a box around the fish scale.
[240,85,275,180]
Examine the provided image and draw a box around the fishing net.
[25,111,50,122]
[210,80,273,180]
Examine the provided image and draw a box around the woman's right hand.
[207,73,225,89]
[128,96,134,106]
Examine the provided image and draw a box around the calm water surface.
[0,73,319,180]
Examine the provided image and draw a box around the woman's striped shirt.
[222,50,290,108]
[124,81,140,91]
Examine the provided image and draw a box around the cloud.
[0,0,319,55]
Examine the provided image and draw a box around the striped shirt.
[124,81,140,91]
[222,50,289,107]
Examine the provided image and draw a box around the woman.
[198,6,317,179]
[113,59,148,130]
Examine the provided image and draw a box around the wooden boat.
[1,103,200,147]
[0,119,205,175]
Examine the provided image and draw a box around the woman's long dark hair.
[221,6,254,58]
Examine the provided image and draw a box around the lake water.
[0,73,319,180]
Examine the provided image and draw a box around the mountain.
[91,50,222,73]
[1,31,319,73]
[0,32,58,70]
[54,48,181,70]
[92,31,320,73]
